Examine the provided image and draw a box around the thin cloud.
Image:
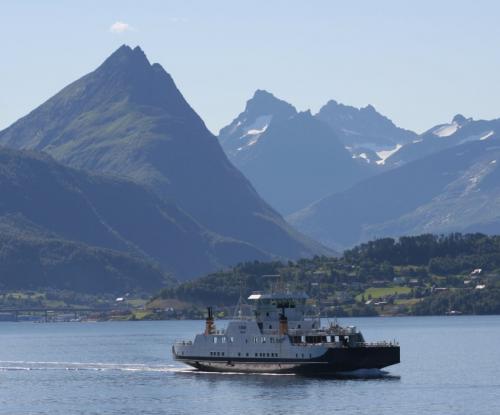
[109,21,133,34]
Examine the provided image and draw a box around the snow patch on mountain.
[241,115,272,138]
[433,122,459,138]
[376,144,403,165]
[480,131,494,141]
[352,152,369,161]
[234,115,273,151]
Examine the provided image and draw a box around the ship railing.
[292,342,341,347]
[326,326,358,335]
[356,341,399,347]
[173,339,193,346]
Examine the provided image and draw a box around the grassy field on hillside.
[355,286,412,302]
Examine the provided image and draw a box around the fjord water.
[1,317,499,415]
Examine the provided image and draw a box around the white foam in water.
[0,360,187,373]
[0,360,395,378]
[185,370,295,377]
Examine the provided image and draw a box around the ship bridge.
[247,291,318,333]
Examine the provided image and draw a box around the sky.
[1,0,500,135]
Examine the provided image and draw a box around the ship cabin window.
[267,353,270,357]
[237,352,241,356]
[269,325,272,329]
[270,337,274,343]
[326,336,332,343]
[296,353,298,358]
[255,353,258,357]
[229,337,234,343]
[221,352,224,356]
[261,337,266,343]
[213,337,218,343]
[301,336,306,343]
[246,353,249,357]
[217,352,220,356]
[301,354,304,358]
[298,324,301,329]
[266,312,270,317]
[221,337,227,343]
[253,337,258,343]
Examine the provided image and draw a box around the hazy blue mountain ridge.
[315,100,417,165]
[290,134,500,251]
[385,114,500,167]
[219,91,372,214]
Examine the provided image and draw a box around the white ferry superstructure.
[172,291,400,375]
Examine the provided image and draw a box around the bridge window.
[229,337,234,343]
[238,352,241,356]
[213,337,218,343]
[261,337,266,343]
[221,337,226,343]
[246,353,249,357]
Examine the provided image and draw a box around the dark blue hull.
[176,345,400,375]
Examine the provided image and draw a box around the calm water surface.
[1,316,499,414]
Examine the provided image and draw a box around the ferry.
[172,291,400,375]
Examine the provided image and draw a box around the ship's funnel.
[205,306,215,335]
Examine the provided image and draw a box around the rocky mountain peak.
[452,114,472,126]
[244,89,297,119]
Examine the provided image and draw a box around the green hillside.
[154,233,500,317]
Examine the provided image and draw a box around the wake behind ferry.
[172,290,400,375]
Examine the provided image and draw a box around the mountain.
[315,100,417,165]
[0,147,276,288]
[385,114,500,167]
[289,134,500,251]
[0,231,170,294]
[218,91,371,214]
[219,89,297,158]
[0,45,328,268]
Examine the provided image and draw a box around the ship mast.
[232,273,246,320]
